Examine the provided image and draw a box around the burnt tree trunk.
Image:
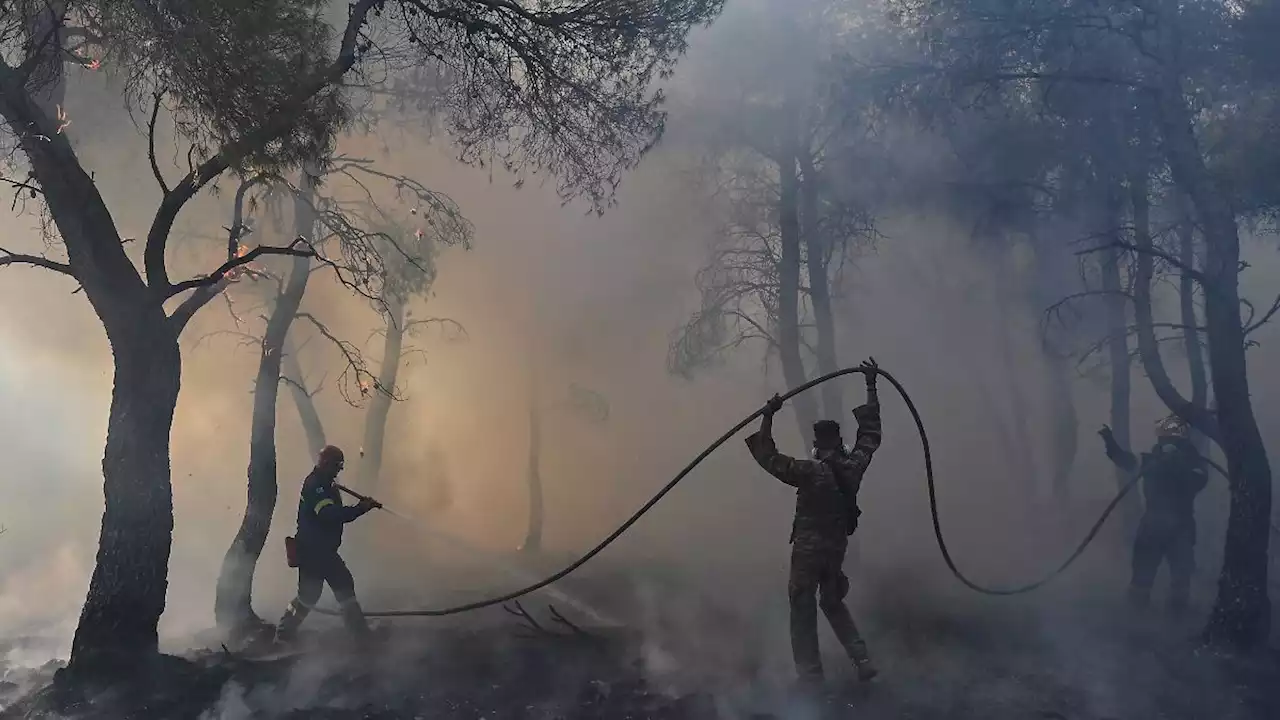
[358,295,407,492]
[1100,179,1140,534]
[798,152,841,420]
[71,319,182,677]
[214,169,317,641]
[777,152,817,445]
[1,66,181,678]
[1153,19,1272,645]
[282,335,327,459]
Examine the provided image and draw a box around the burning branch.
[294,311,388,406]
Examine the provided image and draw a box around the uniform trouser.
[789,536,868,680]
[1130,517,1195,611]
[278,550,370,639]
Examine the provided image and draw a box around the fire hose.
[305,364,1218,618]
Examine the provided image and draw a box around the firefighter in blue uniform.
[276,445,379,642]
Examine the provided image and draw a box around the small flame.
[359,380,370,395]
[414,228,424,240]
[86,58,101,71]
[236,243,250,258]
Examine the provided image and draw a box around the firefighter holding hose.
[276,444,380,644]
[1099,414,1208,615]
[745,357,883,689]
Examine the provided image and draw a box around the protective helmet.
[1155,413,1189,437]
[318,445,345,466]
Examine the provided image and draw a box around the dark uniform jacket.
[1107,435,1208,527]
[745,406,883,545]
[296,469,367,555]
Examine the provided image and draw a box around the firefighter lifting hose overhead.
[298,360,1171,627]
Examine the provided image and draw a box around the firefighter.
[745,358,883,688]
[276,444,380,643]
[1099,413,1209,615]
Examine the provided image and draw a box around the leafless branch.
[295,311,388,406]
[503,601,545,633]
[148,92,170,194]
[547,605,592,637]
[1244,292,1280,336]
[0,245,73,276]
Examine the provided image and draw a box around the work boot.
[276,600,309,644]
[855,657,879,682]
[339,597,372,640]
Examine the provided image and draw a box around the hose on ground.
[306,364,1151,617]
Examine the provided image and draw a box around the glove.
[763,393,785,416]
[858,357,878,387]
[356,497,380,513]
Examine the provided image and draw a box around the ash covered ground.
[2,561,1276,720]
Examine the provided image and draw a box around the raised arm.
[846,358,884,474]
[1098,425,1138,472]
[744,394,823,488]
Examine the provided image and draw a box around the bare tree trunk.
[68,317,181,678]
[282,335,326,459]
[1177,198,1211,459]
[2,61,180,677]
[1154,33,1272,645]
[1100,180,1140,534]
[798,152,841,420]
[521,364,545,554]
[777,153,817,444]
[214,169,317,641]
[358,295,407,492]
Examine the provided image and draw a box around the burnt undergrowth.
[1,564,1277,720]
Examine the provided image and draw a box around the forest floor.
[1,563,1278,720]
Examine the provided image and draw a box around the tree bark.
[1153,17,1272,645]
[282,335,327,460]
[68,318,182,679]
[358,295,407,492]
[798,151,842,420]
[213,169,316,641]
[1099,179,1140,534]
[777,153,817,444]
[1,61,181,679]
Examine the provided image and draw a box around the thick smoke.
[0,0,1277,718]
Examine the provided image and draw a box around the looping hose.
[306,365,1153,617]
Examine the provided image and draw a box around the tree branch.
[1129,166,1218,439]
[148,91,169,194]
[0,246,74,276]
[142,0,383,294]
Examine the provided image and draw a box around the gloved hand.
[1098,425,1119,451]
[858,356,878,387]
[356,497,381,513]
[763,393,785,416]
